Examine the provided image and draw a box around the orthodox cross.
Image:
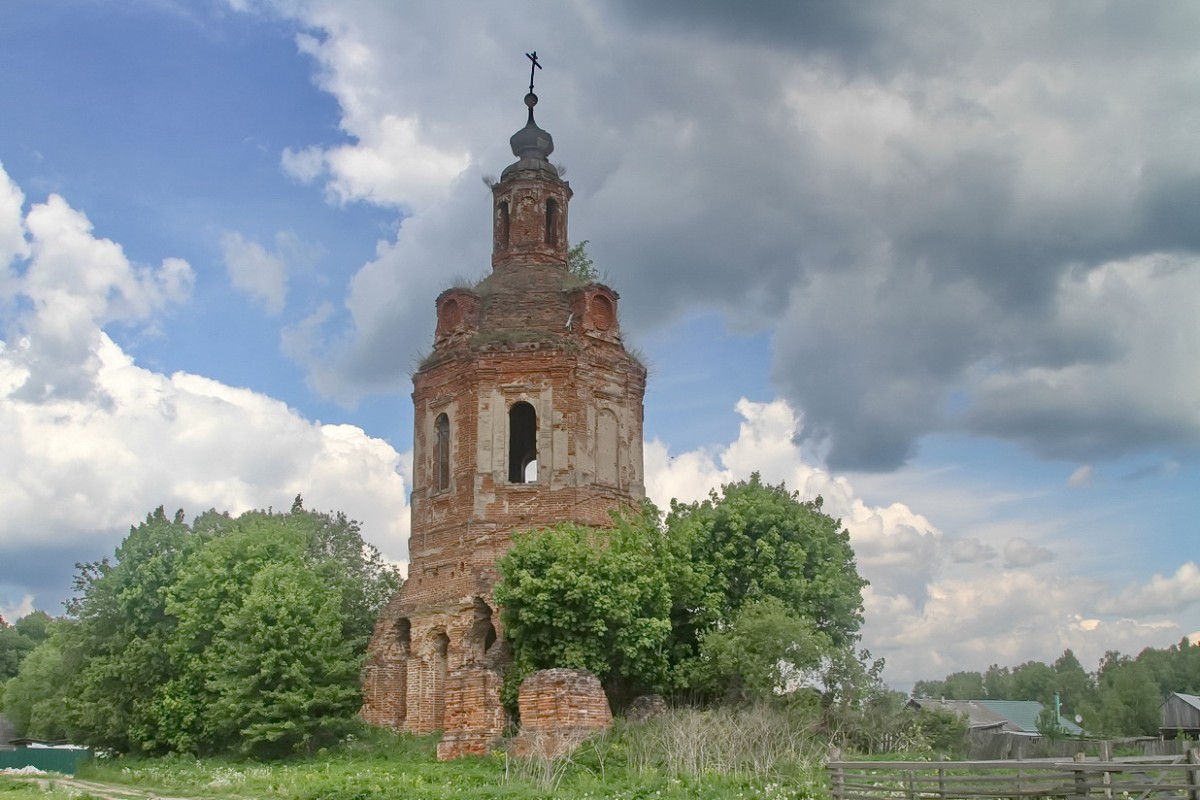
[526,51,542,93]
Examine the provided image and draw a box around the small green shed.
[0,740,92,776]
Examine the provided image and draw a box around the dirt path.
[18,775,230,800]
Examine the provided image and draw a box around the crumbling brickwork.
[361,91,646,759]
[512,668,613,759]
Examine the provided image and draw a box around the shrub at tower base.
[495,474,869,711]
[0,498,401,757]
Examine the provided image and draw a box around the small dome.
[510,92,554,161]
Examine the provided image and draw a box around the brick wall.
[361,116,645,759]
[512,668,613,759]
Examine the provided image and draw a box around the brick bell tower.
[361,72,647,760]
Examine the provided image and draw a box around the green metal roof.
[978,699,1083,735]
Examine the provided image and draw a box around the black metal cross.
[526,51,542,93]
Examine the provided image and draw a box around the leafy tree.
[567,240,598,282]
[155,499,398,755]
[154,511,311,753]
[5,499,399,755]
[209,561,362,757]
[1136,638,1200,695]
[64,506,194,751]
[692,597,829,703]
[0,609,54,683]
[913,671,986,700]
[14,610,53,644]
[1052,649,1094,716]
[666,474,866,654]
[984,663,1013,698]
[1079,654,1161,736]
[0,627,71,739]
[823,657,936,755]
[497,475,867,711]
[495,505,674,708]
[913,705,970,755]
[1009,660,1057,703]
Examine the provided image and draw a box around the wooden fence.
[965,735,1197,761]
[828,750,1200,800]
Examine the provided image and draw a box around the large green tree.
[693,597,829,703]
[496,475,868,708]
[64,506,194,751]
[1,627,71,740]
[155,501,398,755]
[495,505,675,708]
[667,474,866,656]
[208,561,362,757]
[4,498,400,755]
[1080,654,1161,736]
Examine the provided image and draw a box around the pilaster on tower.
[491,91,572,273]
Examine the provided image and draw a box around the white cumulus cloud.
[0,165,411,612]
[644,396,1199,687]
[1097,562,1200,617]
[220,231,292,314]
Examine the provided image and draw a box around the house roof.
[908,698,1083,736]
[1164,692,1200,712]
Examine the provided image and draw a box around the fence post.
[829,763,845,800]
[1186,747,1198,800]
[1074,751,1090,800]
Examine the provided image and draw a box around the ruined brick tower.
[361,83,647,759]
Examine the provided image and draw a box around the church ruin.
[360,70,647,759]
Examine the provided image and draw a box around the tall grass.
[621,704,827,780]
[56,717,828,800]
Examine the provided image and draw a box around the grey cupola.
[502,93,561,181]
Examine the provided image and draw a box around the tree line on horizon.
[911,641,1200,736]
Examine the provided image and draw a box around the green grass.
[50,725,825,800]
[0,777,79,800]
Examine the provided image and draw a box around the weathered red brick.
[361,99,646,760]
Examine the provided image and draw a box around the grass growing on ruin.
[33,712,829,800]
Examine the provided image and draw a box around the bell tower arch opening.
[545,198,559,246]
[434,413,450,492]
[498,200,510,249]
[508,401,537,483]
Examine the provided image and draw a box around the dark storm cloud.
[0,542,103,616]
[608,0,977,78]
[275,0,1200,472]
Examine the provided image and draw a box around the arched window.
[468,597,498,660]
[544,198,558,246]
[431,629,449,730]
[498,200,510,248]
[395,617,412,657]
[434,413,450,492]
[508,401,537,483]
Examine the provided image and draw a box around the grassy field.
[0,717,830,800]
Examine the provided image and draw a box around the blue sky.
[1,0,1197,688]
